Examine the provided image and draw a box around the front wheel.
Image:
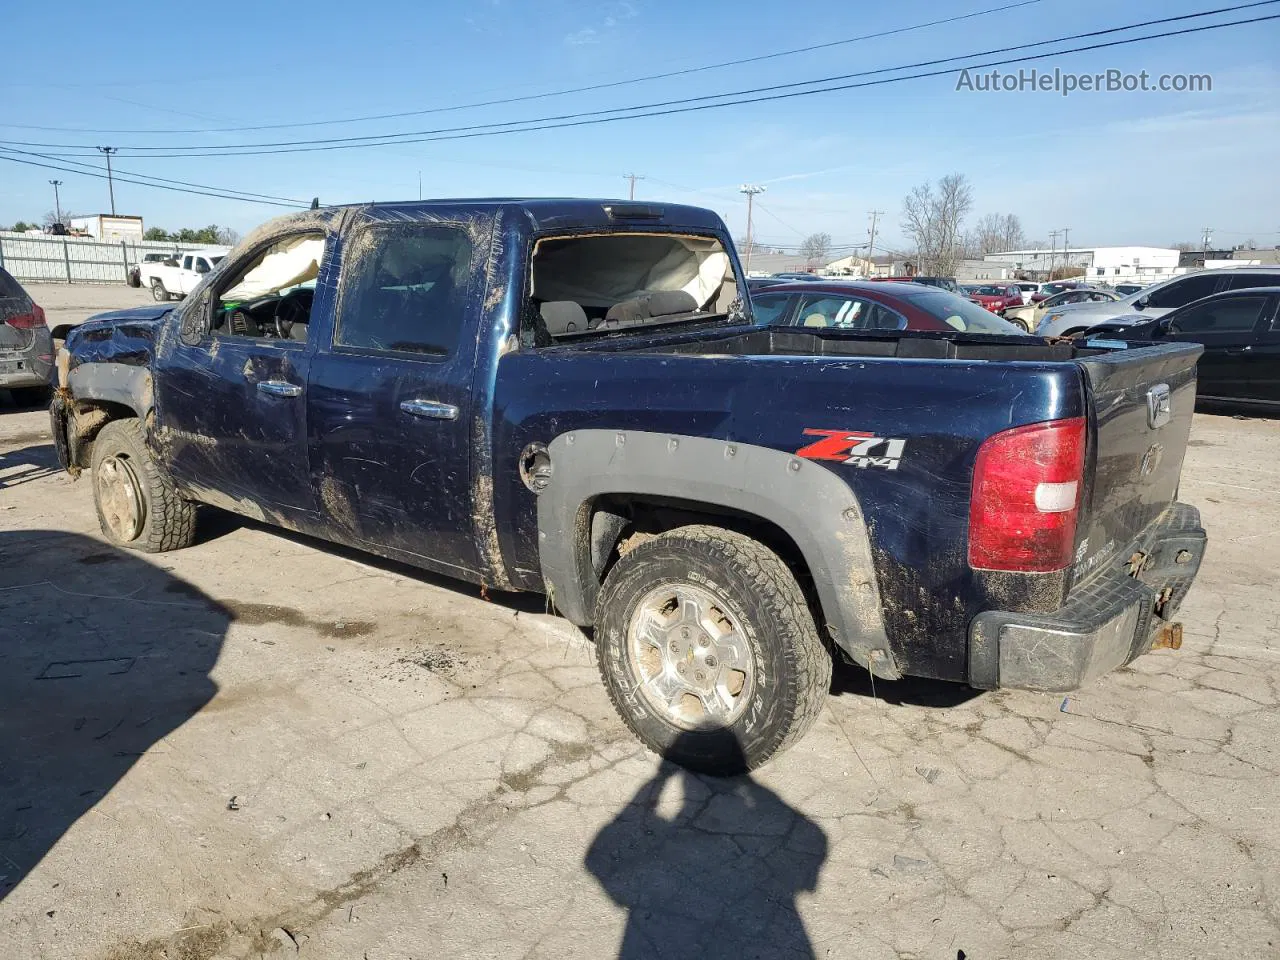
[91,418,197,553]
[594,525,831,775]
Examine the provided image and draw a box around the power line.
[6,2,1275,158]
[0,0,1050,136]
[0,154,303,207]
[0,145,307,204]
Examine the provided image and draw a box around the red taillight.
[969,417,1087,573]
[5,304,44,329]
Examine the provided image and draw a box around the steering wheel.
[272,291,309,340]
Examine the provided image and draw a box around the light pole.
[739,184,765,274]
[49,180,63,225]
[97,146,118,215]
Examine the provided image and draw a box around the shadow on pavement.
[0,443,60,490]
[586,732,827,959]
[0,530,227,901]
[829,656,983,708]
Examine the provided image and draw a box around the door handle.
[1222,345,1252,355]
[257,380,303,398]
[400,399,459,420]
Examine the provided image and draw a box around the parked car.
[770,272,821,281]
[968,283,1024,314]
[746,277,792,294]
[52,199,1206,773]
[1037,267,1280,337]
[1014,281,1040,304]
[1030,280,1087,304]
[869,275,960,294]
[1114,282,1147,297]
[750,281,1024,334]
[138,249,227,301]
[128,252,179,289]
[0,267,53,405]
[1082,287,1280,407]
[1003,287,1119,333]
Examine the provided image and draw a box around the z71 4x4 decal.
[796,429,907,470]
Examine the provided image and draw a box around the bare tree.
[42,209,78,228]
[999,214,1026,252]
[901,174,973,275]
[216,226,242,246]
[799,232,832,264]
[1172,241,1198,252]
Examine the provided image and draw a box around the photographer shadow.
[586,733,827,960]
[0,529,226,901]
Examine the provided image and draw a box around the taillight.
[5,304,44,329]
[969,417,1087,573]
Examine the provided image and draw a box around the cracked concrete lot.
[1,389,1278,959]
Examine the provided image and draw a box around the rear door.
[1250,308,1280,403]
[307,218,488,576]
[1162,293,1274,400]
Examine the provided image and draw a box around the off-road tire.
[151,279,170,302]
[594,525,831,775]
[91,418,196,553]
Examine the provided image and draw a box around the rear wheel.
[151,279,170,302]
[594,525,831,775]
[91,418,196,553]
[1009,316,1032,333]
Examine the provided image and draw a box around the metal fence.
[0,232,223,284]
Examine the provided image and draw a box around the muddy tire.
[91,418,196,553]
[151,279,170,302]
[594,525,831,775]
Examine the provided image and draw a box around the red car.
[968,283,1023,314]
[749,280,1023,334]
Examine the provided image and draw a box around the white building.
[68,214,145,244]
[983,246,1179,285]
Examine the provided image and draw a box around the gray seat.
[540,301,589,336]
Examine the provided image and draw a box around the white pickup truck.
[138,249,227,301]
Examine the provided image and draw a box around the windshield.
[530,232,734,340]
[974,285,1004,296]
[902,289,1024,334]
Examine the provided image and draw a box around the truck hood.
[65,307,168,370]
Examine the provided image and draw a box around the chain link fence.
[0,232,223,284]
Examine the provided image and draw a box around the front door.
[1162,293,1275,401]
[307,219,486,577]
[154,231,329,525]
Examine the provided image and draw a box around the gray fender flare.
[66,362,154,417]
[536,429,898,677]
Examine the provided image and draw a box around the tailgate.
[1073,342,1201,584]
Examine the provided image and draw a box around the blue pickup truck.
[51,199,1207,773]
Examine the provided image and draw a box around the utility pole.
[1060,227,1071,275]
[418,171,422,201]
[1201,226,1213,264]
[97,146,118,215]
[867,210,884,267]
[623,173,645,201]
[1048,230,1060,278]
[739,184,766,274]
[49,180,63,225]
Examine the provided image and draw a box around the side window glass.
[338,224,474,356]
[182,255,193,271]
[1226,272,1280,291]
[750,293,790,326]
[1147,274,1220,309]
[1170,296,1267,334]
[211,233,324,341]
[797,295,865,329]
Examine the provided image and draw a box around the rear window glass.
[902,290,1024,334]
[0,268,27,300]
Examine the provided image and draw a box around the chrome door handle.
[400,399,459,420]
[257,380,302,398]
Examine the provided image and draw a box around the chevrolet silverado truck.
[50,199,1207,773]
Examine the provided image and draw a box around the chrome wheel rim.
[627,582,755,730]
[96,455,144,541]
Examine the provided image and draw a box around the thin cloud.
[565,27,599,46]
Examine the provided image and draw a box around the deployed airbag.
[532,234,729,310]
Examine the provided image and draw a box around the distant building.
[68,214,144,244]
[984,246,1179,285]
[822,254,875,276]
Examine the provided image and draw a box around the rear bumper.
[968,502,1206,691]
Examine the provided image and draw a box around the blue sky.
[2,0,1278,254]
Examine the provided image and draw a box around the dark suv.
[0,268,53,405]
